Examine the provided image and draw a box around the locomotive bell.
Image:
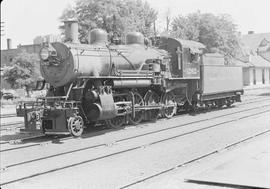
[126,32,144,45]
[89,29,108,44]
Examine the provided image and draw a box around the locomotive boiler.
[17,19,243,136]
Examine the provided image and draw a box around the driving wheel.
[144,90,160,121]
[162,92,177,118]
[128,92,144,125]
[105,116,125,129]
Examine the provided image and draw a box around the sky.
[1,0,270,49]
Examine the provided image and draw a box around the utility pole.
[153,21,157,37]
[1,22,5,36]
[165,8,171,32]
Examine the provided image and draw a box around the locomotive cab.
[151,36,204,79]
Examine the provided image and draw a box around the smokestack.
[248,31,254,35]
[7,38,12,49]
[64,19,79,43]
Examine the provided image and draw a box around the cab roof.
[174,38,206,49]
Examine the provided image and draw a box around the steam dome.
[126,32,144,45]
[89,29,108,44]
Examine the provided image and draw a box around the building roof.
[242,33,270,51]
[249,55,270,67]
[240,32,270,66]
[233,55,270,68]
[257,38,270,52]
[233,59,253,67]
[258,51,270,62]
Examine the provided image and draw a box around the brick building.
[33,34,61,45]
[1,43,42,66]
[1,34,61,66]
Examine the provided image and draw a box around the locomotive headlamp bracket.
[40,47,50,61]
[39,44,57,61]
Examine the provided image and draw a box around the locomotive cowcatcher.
[16,19,243,136]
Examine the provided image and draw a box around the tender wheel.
[191,101,199,112]
[144,90,160,121]
[162,92,177,118]
[68,116,84,137]
[105,116,125,129]
[216,100,223,108]
[128,92,144,125]
[226,98,233,107]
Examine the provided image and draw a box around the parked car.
[2,92,16,100]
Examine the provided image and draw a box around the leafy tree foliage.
[3,51,42,95]
[60,0,157,43]
[171,12,241,58]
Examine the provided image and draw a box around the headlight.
[39,47,50,60]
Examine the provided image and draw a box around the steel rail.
[1,107,270,186]
[0,122,24,131]
[0,95,267,130]
[1,96,269,152]
[120,129,270,189]
[0,135,45,145]
[0,113,16,119]
[1,98,270,153]
[1,121,23,127]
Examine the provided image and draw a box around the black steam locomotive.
[17,20,243,136]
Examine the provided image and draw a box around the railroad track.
[0,121,24,131]
[0,113,17,119]
[244,86,270,91]
[173,95,270,118]
[0,95,268,143]
[1,102,270,186]
[1,97,270,152]
[0,95,268,131]
[239,95,269,102]
[0,134,46,145]
[120,129,270,189]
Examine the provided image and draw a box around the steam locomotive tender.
[17,20,243,136]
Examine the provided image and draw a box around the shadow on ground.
[259,93,270,96]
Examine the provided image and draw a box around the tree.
[60,0,158,43]
[171,12,241,58]
[3,51,42,96]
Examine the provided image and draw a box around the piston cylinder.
[87,103,103,121]
[87,103,117,121]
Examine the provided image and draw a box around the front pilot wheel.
[68,116,84,137]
